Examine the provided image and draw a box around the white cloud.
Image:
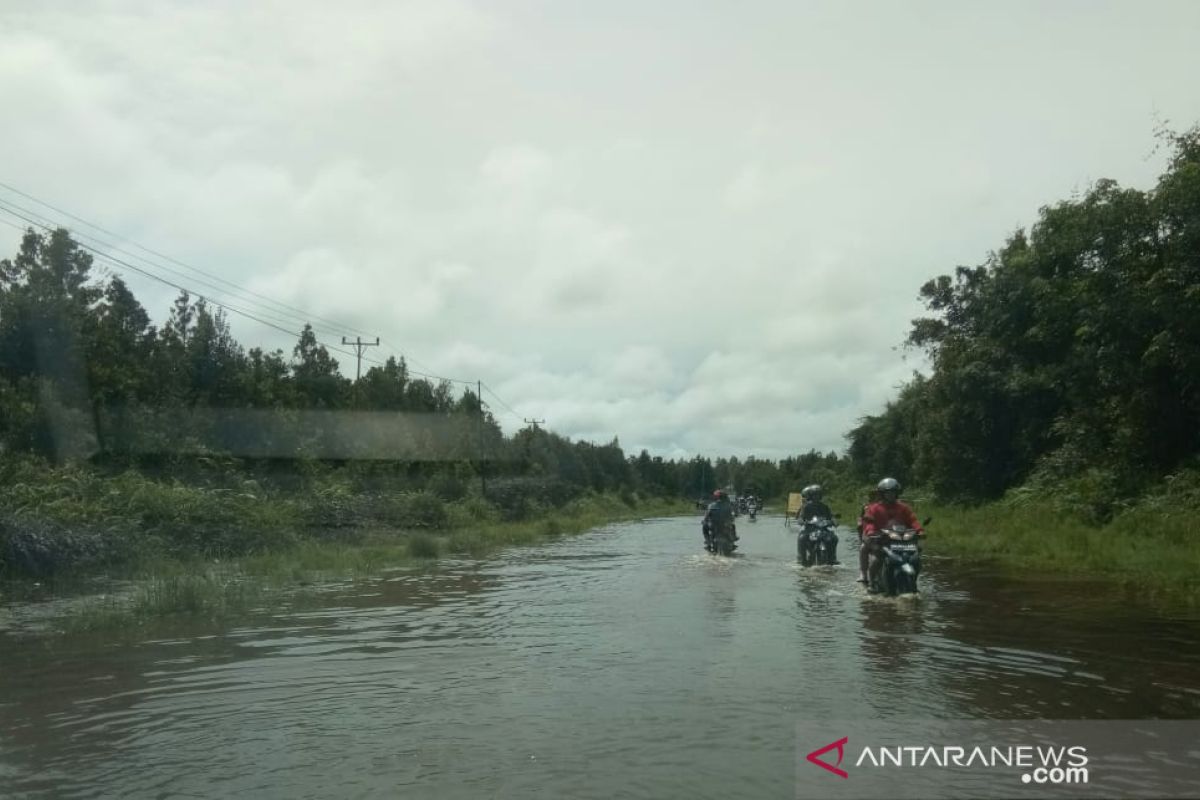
[2,0,1198,458]
[480,145,554,194]
[724,163,765,211]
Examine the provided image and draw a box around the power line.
[2,210,546,431]
[0,179,377,339]
[482,382,529,423]
[0,204,368,364]
[0,195,356,341]
[0,187,479,388]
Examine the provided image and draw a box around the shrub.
[379,491,449,530]
[430,473,469,502]
[407,532,441,559]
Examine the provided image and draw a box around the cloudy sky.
[2,1,1198,460]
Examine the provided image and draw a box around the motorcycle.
[798,517,837,567]
[867,519,930,596]
[748,504,758,522]
[703,518,738,556]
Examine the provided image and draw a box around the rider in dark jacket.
[797,484,838,563]
[703,490,737,552]
[797,484,833,523]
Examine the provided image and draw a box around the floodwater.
[3,514,1199,798]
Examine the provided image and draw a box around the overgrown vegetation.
[922,476,1200,605]
[29,490,687,632]
[833,126,1200,600]
[846,126,1200,511]
[0,456,687,580]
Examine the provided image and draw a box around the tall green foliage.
[0,229,864,501]
[849,126,1200,503]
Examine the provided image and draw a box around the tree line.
[846,126,1200,513]
[0,227,851,501]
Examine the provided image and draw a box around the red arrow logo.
[806,736,849,779]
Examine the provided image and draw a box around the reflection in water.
[858,596,927,678]
[2,517,1199,798]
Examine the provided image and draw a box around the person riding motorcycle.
[797,484,838,564]
[855,488,879,546]
[796,484,833,523]
[858,478,924,587]
[702,489,738,552]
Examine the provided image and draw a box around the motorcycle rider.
[855,488,879,546]
[859,477,924,588]
[797,485,833,522]
[703,489,738,552]
[797,484,838,563]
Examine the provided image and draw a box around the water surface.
[3,515,1198,798]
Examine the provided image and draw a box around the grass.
[904,499,1200,607]
[59,571,270,634]
[820,479,1200,608]
[1,470,690,632]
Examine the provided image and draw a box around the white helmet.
[877,477,901,500]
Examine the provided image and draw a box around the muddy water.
[2,515,1199,798]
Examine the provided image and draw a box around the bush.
[407,532,441,559]
[377,491,449,530]
[484,477,581,520]
[445,496,500,527]
[0,513,113,576]
[430,473,469,502]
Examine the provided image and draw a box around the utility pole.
[478,380,487,497]
[341,336,380,382]
[524,418,545,429]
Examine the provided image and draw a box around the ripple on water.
[3,515,1200,799]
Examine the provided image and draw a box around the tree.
[291,323,346,409]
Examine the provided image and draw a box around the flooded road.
[3,515,1200,798]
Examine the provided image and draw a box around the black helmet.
[877,477,901,501]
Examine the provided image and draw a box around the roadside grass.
[914,501,1200,606]
[5,479,689,632]
[823,481,1200,607]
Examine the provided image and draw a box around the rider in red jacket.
[858,477,923,584]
